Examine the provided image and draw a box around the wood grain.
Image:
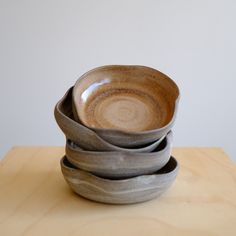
[0,147,236,236]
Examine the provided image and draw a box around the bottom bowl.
[60,156,179,204]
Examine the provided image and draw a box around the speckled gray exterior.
[65,131,173,178]
[60,156,179,204]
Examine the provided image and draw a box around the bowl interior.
[73,65,179,133]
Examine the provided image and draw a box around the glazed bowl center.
[73,66,179,132]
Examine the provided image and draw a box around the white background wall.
[1,0,235,161]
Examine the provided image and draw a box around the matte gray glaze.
[60,156,179,204]
[72,65,180,148]
[54,87,165,153]
[65,131,173,179]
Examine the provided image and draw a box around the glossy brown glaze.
[72,65,180,147]
[73,65,179,132]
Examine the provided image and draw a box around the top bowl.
[72,65,180,147]
[54,87,166,153]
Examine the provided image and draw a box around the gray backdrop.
[1,0,235,161]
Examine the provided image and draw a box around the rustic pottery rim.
[72,64,180,135]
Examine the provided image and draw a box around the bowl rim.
[60,155,179,183]
[72,64,180,135]
[66,130,173,156]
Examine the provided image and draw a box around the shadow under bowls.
[61,155,179,204]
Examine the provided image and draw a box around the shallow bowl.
[72,65,180,147]
[61,156,179,204]
[66,131,173,179]
[55,87,165,153]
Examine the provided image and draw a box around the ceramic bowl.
[65,131,173,179]
[61,155,179,204]
[72,65,180,148]
[54,87,165,153]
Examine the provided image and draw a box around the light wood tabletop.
[0,147,236,236]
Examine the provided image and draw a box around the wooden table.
[0,147,236,236]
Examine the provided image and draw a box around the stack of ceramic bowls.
[54,65,180,204]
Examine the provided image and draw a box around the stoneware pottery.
[65,131,173,179]
[61,156,179,204]
[54,87,165,153]
[72,65,180,148]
